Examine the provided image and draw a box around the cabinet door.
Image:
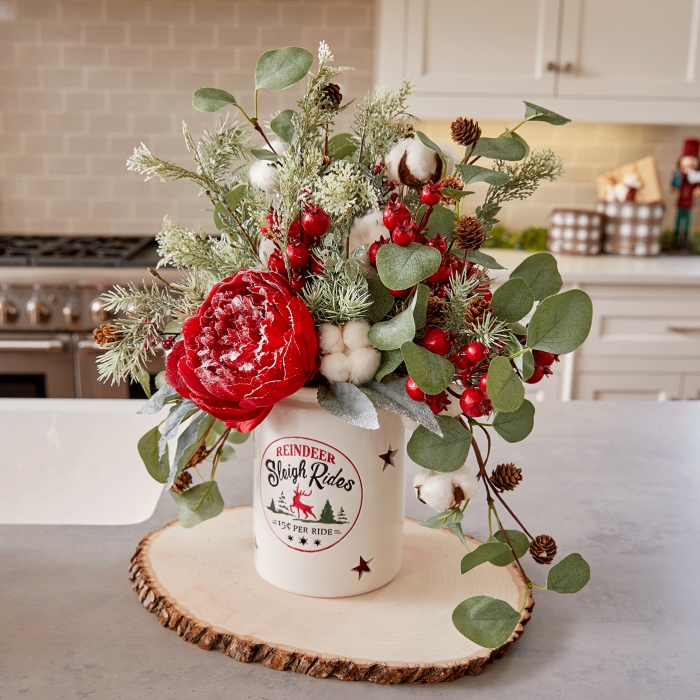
[378,0,560,97]
[558,0,700,98]
[575,373,683,400]
[682,375,700,399]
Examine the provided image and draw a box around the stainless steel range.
[0,235,166,399]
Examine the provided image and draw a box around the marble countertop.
[1,401,699,699]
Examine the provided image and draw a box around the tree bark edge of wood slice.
[128,506,534,685]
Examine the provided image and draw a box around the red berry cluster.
[454,342,492,417]
[526,349,559,384]
[263,205,331,293]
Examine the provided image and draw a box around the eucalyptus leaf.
[412,284,430,330]
[401,341,455,395]
[509,131,530,159]
[515,349,535,381]
[407,415,471,473]
[317,383,379,430]
[327,132,358,160]
[493,399,535,443]
[250,148,279,161]
[158,400,197,458]
[137,383,178,415]
[214,185,246,231]
[192,87,236,112]
[465,249,506,270]
[487,356,524,413]
[137,426,170,483]
[507,321,528,336]
[374,349,404,382]
[491,529,530,566]
[368,304,416,351]
[440,188,471,202]
[527,289,593,355]
[421,506,462,528]
[447,521,470,549]
[136,369,151,398]
[255,47,313,91]
[171,480,224,528]
[424,205,458,240]
[509,252,562,301]
[217,444,237,462]
[491,277,534,323]
[472,136,528,161]
[452,596,521,648]
[270,109,296,143]
[524,101,571,126]
[168,412,216,488]
[362,377,442,436]
[415,130,444,155]
[460,542,512,574]
[547,553,591,593]
[455,163,511,186]
[376,242,442,291]
[365,277,394,323]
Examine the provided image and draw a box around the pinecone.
[440,175,464,206]
[93,324,118,347]
[321,82,342,109]
[171,470,193,494]
[464,296,492,327]
[529,535,557,565]
[454,215,487,251]
[425,295,446,328]
[185,443,208,470]
[451,117,482,147]
[490,463,522,492]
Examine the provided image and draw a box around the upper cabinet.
[376,0,700,123]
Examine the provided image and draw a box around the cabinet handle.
[546,61,559,72]
[668,326,700,334]
[546,61,575,74]
[0,339,66,352]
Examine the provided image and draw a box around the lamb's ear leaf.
[317,383,380,430]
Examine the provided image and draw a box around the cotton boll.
[258,237,277,266]
[347,347,380,385]
[348,210,384,251]
[318,324,345,354]
[451,467,479,502]
[418,473,456,512]
[343,320,371,350]
[404,138,441,182]
[384,138,413,183]
[320,352,350,383]
[413,471,433,489]
[269,139,288,155]
[249,159,279,194]
[438,142,457,177]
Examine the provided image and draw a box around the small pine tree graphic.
[319,500,336,524]
[268,499,277,513]
[277,492,289,513]
[336,506,348,524]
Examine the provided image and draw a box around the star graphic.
[287,534,294,541]
[299,536,308,545]
[351,556,373,580]
[314,539,322,546]
[379,444,397,471]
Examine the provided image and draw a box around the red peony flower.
[165,269,319,433]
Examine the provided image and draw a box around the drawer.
[574,372,682,401]
[580,297,700,357]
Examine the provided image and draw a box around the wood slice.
[129,506,533,684]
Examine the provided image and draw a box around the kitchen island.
[1,401,698,699]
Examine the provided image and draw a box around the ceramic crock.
[253,387,405,598]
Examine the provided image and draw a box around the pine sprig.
[485,150,564,205]
[443,270,481,332]
[196,117,252,185]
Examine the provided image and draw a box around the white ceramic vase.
[253,387,405,598]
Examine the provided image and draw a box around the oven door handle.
[0,339,67,352]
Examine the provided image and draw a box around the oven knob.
[89,298,112,324]
[62,301,81,324]
[26,298,51,324]
[0,299,18,324]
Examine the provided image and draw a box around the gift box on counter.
[596,201,665,256]
[548,209,604,255]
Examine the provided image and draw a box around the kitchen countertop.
[2,401,699,699]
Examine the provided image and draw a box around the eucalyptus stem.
[507,346,531,360]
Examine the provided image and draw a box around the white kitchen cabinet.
[574,372,683,400]
[377,0,700,123]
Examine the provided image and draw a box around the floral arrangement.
[97,44,593,649]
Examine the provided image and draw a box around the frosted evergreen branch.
[485,150,564,205]
[443,270,481,332]
[196,117,252,185]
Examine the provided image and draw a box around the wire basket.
[548,209,603,255]
[596,201,664,256]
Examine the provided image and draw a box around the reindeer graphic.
[290,486,316,519]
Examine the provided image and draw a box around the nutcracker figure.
[670,138,700,251]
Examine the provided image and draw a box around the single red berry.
[421,327,452,356]
[533,350,558,367]
[301,205,331,238]
[311,257,325,275]
[465,341,489,363]
[449,255,465,275]
[426,233,448,254]
[267,249,286,275]
[482,290,493,302]
[290,271,306,294]
[383,200,411,230]
[479,374,488,392]
[368,235,389,266]
[414,233,427,245]
[421,182,441,206]
[392,223,416,247]
[161,335,174,350]
[460,388,486,414]
[266,212,276,229]
[405,378,425,402]
[288,219,302,240]
[426,390,451,414]
[286,240,310,269]
[452,347,475,371]
[426,261,452,285]
[525,365,545,384]
[389,288,408,297]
